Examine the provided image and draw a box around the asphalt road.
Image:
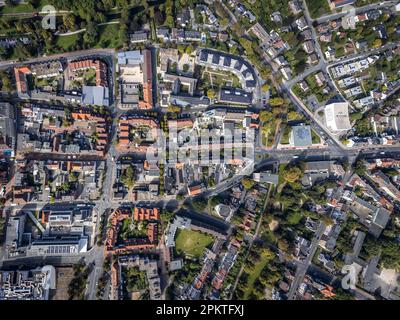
[314,1,397,24]
[0,48,115,70]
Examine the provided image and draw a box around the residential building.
[130,31,148,43]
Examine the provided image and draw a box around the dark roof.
[212,53,220,64]
[199,50,208,62]
[178,7,190,24]
[246,80,256,88]
[241,69,250,77]
[370,207,391,235]
[185,30,201,39]
[223,56,231,67]
[170,95,210,107]
[130,32,148,42]
[366,9,381,20]
[219,88,253,105]
[234,60,243,70]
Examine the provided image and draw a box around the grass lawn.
[306,0,331,19]
[175,229,214,258]
[243,251,274,299]
[278,163,287,186]
[266,120,278,148]
[280,125,292,145]
[95,24,123,49]
[150,19,157,41]
[82,68,96,86]
[56,33,79,50]
[37,0,52,9]
[0,4,35,14]
[311,129,321,144]
[35,76,58,89]
[204,68,241,89]
[0,1,61,14]
[0,217,6,242]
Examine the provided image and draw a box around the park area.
[0,1,51,14]
[175,229,214,258]
[243,250,275,299]
[56,33,79,51]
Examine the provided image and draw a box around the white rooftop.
[325,102,352,132]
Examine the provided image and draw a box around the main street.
[0,48,115,70]
[313,1,397,24]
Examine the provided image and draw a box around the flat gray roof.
[292,125,312,147]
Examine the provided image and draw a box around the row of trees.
[68,261,90,300]
[0,71,13,93]
[120,165,135,189]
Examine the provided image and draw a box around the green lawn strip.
[266,120,278,147]
[150,19,157,41]
[95,24,122,49]
[0,4,35,14]
[56,33,79,50]
[280,125,292,145]
[278,163,287,186]
[311,129,321,144]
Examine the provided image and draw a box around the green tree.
[283,166,302,184]
[269,97,284,107]
[0,46,10,60]
[84,21,98,46]
[288,111,298,121]
[259,110,273,123]
[373,39,382,48]
[121,166,135,189]
[166,105,181,113]
[0,71,12,92]
[63,14,77,31]
[207,89,216,100]
[241,177,255,190]
[261,83,270,92]
[261,123,272,137]
[353,160,366,176]
[119,24,129,46]
[185,44,194,54]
